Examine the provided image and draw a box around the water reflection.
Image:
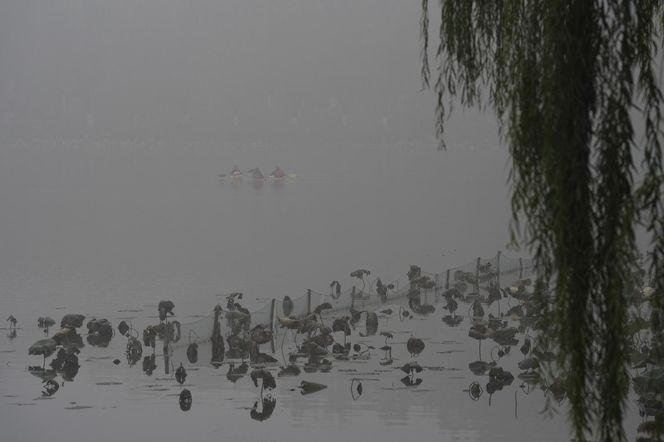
[37,317,55,335]
[41,379,59,397]
[142,354,157,376]
[7,315,17,329]
[226,362,249,382]
[50,347,80,381]
[125,333,143,366]
[179,389,192,412]
[351,379,363,400]
[4,261,624,441]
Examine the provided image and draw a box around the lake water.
[0,137,642,441]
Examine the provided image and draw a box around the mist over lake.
[0,2,646,442]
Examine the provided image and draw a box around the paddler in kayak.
[230,165,242,178]
[250,167,264,180]
[270,166,285,179]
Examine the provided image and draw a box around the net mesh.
[170,252,535,351]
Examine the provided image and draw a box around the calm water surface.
[0,138,642,441]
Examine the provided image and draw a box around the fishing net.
[169,252,535,351]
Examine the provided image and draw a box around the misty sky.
[0,1,512,313]
[0,0,450,145]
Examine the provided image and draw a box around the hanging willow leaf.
[421,2,664,440]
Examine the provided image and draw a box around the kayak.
[219,171,243,180]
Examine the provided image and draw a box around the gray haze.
[1,0,444,144]
[1,3,644,442]
[0,0,509,317]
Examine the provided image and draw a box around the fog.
[0,3,629,442]
[0,0,446,143]
[0,0,508,313]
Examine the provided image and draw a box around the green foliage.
[421,1,664,441]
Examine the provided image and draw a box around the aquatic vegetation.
[251,350,278,364]
[86,318,113,347]
[313,302,333,316]
[12,254,590,438]
[332,317,351,336]
[142,354,156,375]
[441,315,463,327]
[125,336,143,366]
[277,364,301,377]
[250,325,273,345]
[186,342,199,364]
[297,380,327,395]
[210,305,225,366]
[468,360,495,376]
[282,296,294,317]
[52,327,84,348]
[50,347,80,381]
[157,300,175,322]
[300,340,328,358]
[226,334,250,359]
[277,316,301,330]
[490,327,519,347]
[349,308,363,327]
[175,363,187,384]
[361,312,378,336]
[486,367,514,394]
[443,297,458,316]
[303,357,332,373]
[37,317,56,334]
[375,278,394,303]
[117,320,130,337]
[60,314,85,329]
[520,337,531,357]
[464,381,483,401]
[470,299,484,319]
[250,369,276,389]
[297,315,321,335]
[226,362,249,382]
[143,326,157,348]
[408,299,436,316]
[29,338,57,368]
[406,337,425,357]
[350,269,371,296]
[517,357,539,371]
[329,281,342,300]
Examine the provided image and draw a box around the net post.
[475,257,481,293]
[269,298,276,353]
[519,257,523,280]
[163,321,170,375]
[351,286,356,310]
[496,251,502,287]
[445,269,450,290]
[306,289,312,316]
